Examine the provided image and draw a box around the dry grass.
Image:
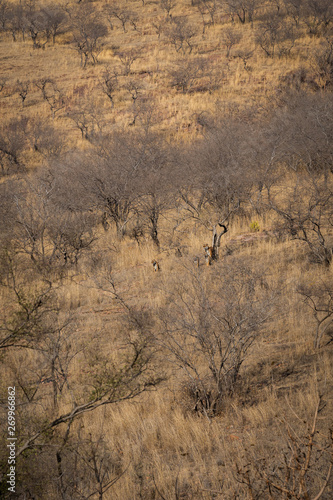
[1,0,326,144]
[1,0,333,498]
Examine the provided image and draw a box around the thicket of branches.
[0,0,333,497]
[0,87,332,496]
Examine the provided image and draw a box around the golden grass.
[1,2,332,497]
[1,0,326,146]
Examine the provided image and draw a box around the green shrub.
[250,221,260,232]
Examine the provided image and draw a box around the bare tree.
[158,260,276,416]
[0,255,161,498]
[0,250,56,350]
[42,4,67,44]
[165,16,197,53]
[181,118,255,227]
[128,130,175,247]
[169,57,205,92]
[265,93,333,266]
[221,26,243,57]
[269,175,332,266]
[283,0,303,27]
[298,279,333,348]
[104,3,139,33]
[256,17,296,57]
[233,47,254,70]
[28,117,65,158]
[236,396,333,499]
[16,79,29,107]
[115,48,139,75]
[125,79,144,125]
[11,172,97,274]
[226,0,261,25]
[310,36,333,89]
[25,7,48,49]
[303,0,333,36]
[13,266,161,458]
[0,0,9,31]
[310,35,333,89]
[75,135,140,237]
[71,5,108,67]
[7,2,27,41]
[0,117,28,176]
[35,78,65,118]
[66,102,103,141]
[194,0,219,33]
[99,68,118,108]
[58,431,126,499]
[0,77,7,94]
[160,0,176,18]
[137,182,170,249]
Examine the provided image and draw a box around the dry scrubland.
[0,0,333,498]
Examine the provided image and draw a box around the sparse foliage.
[298,279,333,348]
[100,68,118,108]
[16,79,29,107]
[165,16,197,53]
[159,261,276,416]
[236,396,333,499]
[221,27,243,57]
[71,5,108,67]
[169,57,205,92]
[0,117,28,176]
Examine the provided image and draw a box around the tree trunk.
[211,224,228,259]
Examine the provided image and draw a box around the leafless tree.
[16,79,30,107]
[283,0,303,27]
[28,117,65,158]
[137,177,171,249]
[25,7,48,49]
[268,175,332,266]
[182,119,255,227]
[160,0,176,18]
[152,16,165,39]
[0,0,9,31]
[194,0,219,33]
[303,0,333,36]
[42,4,67,44]
[263,92,333,266]
[14,269,161,445]
[0,117,28,176]
[310,35,333,89]
[221,26,243,57]
[115,48,139,75]
[66,102,103,141]
[7,3,27,41]
[11,172,97,274]
[0,256,161,498]
[35,78,65,118]
[236,396,333,499]
[165,16,197,53]
[256,17,296,57]
[233,48,254,70]
[72,135,139,238]
[125,79,144,125]
[169,57,205,92]
[298,279,333,348]
[100,68,118,108]
[226,0,261,25]
[0,76,7,94]
[158,260,277,416]
[104,2,139,33]
[71,5,108,67]
[57,431,126,499]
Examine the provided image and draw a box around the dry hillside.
[0,0,333,498]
